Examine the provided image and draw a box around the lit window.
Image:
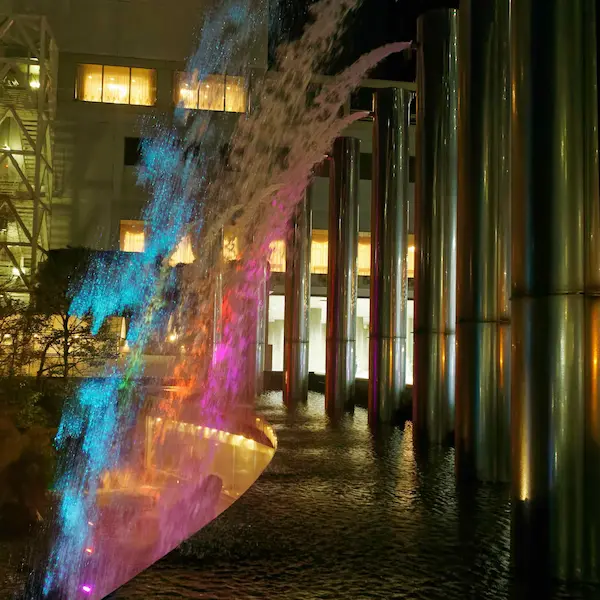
[198,74,225,111]
[223,229,240,261]
[269,240,286,272]
[266,231,415,277]
[77,64,156,106]
[225,76,246,113]
[311,231,328,274]
[169,236,195,266]
[120,220,145,253]
[102,65,129,104]
[174,72,200,109]
[358,234,370,276]
[130,68,157,106]
[77,64,102,102]
[174,72,246,113]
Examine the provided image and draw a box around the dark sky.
[269,0,460,81]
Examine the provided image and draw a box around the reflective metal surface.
[510,0,599,581]
[212,229,224,360]
[455,0,511,483]
[326,137,360,419]
[255,263,268,396]
[369,88,412,424]
[413,9,458,446]
[284,189,312,405]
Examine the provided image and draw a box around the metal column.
[455,0,511,483]
[284,189,312,405]
[326,137,360,418]
[369,88,412,424]
[510,0,600,580]
[413,9,459,445]
[255,262,268,396]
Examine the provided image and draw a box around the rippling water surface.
[107,392,600,600]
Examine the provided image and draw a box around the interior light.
[205,84,210,88]
[88,75,92,79]
[408,245,415,251]
[168,333,177,342]
[81,585,92,594]
[131,79,136,82]
[85,548,93,554]
[30,80,41,89]
[11,267,19,276]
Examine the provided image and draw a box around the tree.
[31,248,120,380]
[0,293,40,378]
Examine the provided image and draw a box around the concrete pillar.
[368,88,412,424]
[413,9,459,445]
[325,137,360,418]
[284,189,312,404]
[510,0,600,580]
[455,0,511,483]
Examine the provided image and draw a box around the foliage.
[31,248,121,379]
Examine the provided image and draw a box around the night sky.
[269,0,460,81]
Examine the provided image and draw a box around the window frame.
[76,64,157,106]
[173,71,246,113]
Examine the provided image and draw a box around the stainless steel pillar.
[211,229,224,364]
[413,9,459,445]
[368,88,412,424]
[455,0,511,483]
[510,0,599,580]
[326,137,360,418]
[284,189,312,405]
[255,262,268,396]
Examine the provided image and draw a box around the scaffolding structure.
[0,14,57,295]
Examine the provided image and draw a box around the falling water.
[35,0,411,597]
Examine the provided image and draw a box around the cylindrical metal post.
[510,0,599,580]
[284,189,312,405]
[369,88,412,424]
[326,137,360,418]
[413,9,459,445]
[255,262,268,396]
[455,0,511,483]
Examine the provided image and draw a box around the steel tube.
[413,9,459,445]
[455,0,511,483]
[510,0,599,580]
[284,188,312,405]
[369,88,412,424]
[255,262,268,396]
[326,137,360,418]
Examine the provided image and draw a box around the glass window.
[77,64,103,102]
[268,240,286,273]
[174,71,200,109]
[169,236,195,266]
[198,74,225,111]
[174,72,246,113]
[102,65,130,104]
[130,68,156,106]
[120,220,145,253]
[225,75,246,113]
[77,64,156,106]
[357,234,370,276]
[311,230,328,274]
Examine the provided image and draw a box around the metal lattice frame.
[0,14,57,294]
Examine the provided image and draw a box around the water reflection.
[110,393,600,600]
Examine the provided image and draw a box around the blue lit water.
[104,392,600,600]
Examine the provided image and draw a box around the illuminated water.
[105,392,600,600]
[35,0,412,597]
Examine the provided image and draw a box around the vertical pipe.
[284,188,312,405]
[255,262,268,396]
[511,0,598,580]
[413,10,459,445]
[326,137,360,418]
[369,88,412,424]
[212,229,224,364]
[455,0,511,483]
